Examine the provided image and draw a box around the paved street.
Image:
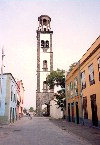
[50,119,100,145]
[0,117,91,145]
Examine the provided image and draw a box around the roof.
[38,15,51,21]
[0,73,17,85]
[66,35,100,80]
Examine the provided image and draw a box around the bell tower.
[36,15,54,116]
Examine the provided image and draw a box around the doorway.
[76,102,79,124]
[10,107,12,123]
[68,103,70,122]
[12,108,14,123]
[90,94,98,126]
[71,103,74,122]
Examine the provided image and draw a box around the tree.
[46,69,66,111]
[29,107,34,112]
[68,62,77,72]
[54,88,66,111]
[46,69,65,89]
[23,108,27,114]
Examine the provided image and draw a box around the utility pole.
[0,46,5,107]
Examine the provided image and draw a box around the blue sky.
[0,0,100,109]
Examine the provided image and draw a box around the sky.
[0,0,100,109]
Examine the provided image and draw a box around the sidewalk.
[49,118,100,145]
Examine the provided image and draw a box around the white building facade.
[50,86,63,119]
[0,73,17,124]
[50,98,63,119]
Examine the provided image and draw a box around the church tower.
[36,15,54,116]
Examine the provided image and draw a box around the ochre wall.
[80,47,100,121]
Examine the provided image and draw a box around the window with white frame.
[70,82,73,97]
[81,71,86,89]
[70,81,73,90]
[11,86,13,101]
[98,57,100,71]
[88,64,95,85]
[74,77,78,96]
[74,77,78,89]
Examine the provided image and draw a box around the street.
[0,117,91,145]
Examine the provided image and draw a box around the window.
[43,19,47,25]
[88,64,95,85]
[11,91,12,101]
[97,57,100,81]
[11,86,13,101]
[70,82,73,97]
[81,71,86,90]
[66,84,70,98]
[46,40,49,48]
[44,28,46,31]
[74,77,78,96]
[43,60,48,71]
[13,94,16,103]
[41,40,49,52]
[74,78,78,89]
[70,82,73,90]
[43,81,48,92]
[98,57,100,71]
[41,40,44,48]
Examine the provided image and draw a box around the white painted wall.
[40,72,50,92]
[40,34,50,53]
[20,81,24,109]
[50,98,63,119]
[0,75,6,116]
[40,52,50,71]
[9,75,17,120]
[54,85,61,93]
[40,33,51,92]
[50,86,63,119]
[10,80,17,107]
[0,74,17,122]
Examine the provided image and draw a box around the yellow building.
[66,63,81,124]
[66,36,100,127]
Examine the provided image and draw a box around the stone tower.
[36,15,54,116]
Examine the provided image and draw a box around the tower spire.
[36,15,54,116]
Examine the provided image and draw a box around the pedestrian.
[28,113,32,120]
